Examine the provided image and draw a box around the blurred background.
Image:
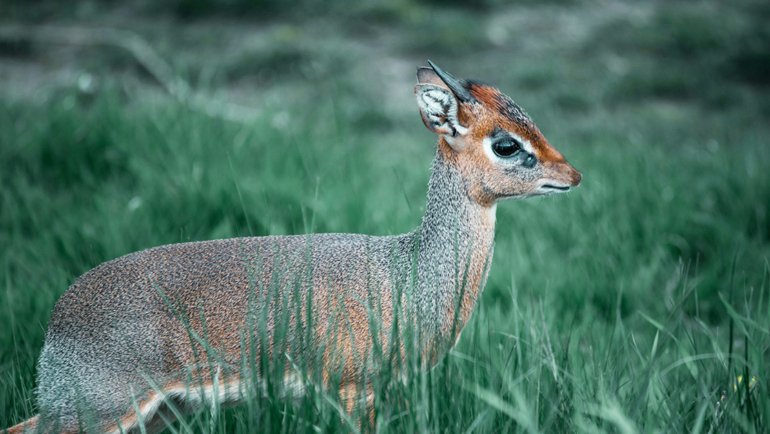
[1,0,769,432]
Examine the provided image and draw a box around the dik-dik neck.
[414,141,497,344]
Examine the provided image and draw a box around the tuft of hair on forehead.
[466,81,534,127]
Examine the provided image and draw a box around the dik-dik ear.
[417,67,446,86]
[415,83,468,144]
[415,61,476,150]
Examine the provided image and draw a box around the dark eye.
[492,139,521,158]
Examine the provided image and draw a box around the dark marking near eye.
[523,153,537,168]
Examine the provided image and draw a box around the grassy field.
[1,0,770,432]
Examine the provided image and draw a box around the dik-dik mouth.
[530,183,573,197]
[541,184,571,191]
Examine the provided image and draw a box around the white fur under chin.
[487,204,497,224]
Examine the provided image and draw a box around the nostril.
[572,170,582,186]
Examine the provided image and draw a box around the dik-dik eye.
[492,139,522,158]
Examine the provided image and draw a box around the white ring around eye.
[482,132,534,162]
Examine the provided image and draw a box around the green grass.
[1,0,770,432]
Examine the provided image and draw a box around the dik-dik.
[5,61,581,434]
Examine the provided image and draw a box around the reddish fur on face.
[468,83,567,163]
[444,82,582,202]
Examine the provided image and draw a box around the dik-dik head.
[415,61,582,206]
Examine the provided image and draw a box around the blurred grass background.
[1,0,769,432]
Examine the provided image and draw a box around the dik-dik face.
[415,61,581,206]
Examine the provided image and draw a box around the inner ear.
[415,84,468,140]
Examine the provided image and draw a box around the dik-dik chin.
[5,61,581,434]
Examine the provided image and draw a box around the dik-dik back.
[6,61,581,434]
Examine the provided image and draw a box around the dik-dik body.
[5,62,581,433]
